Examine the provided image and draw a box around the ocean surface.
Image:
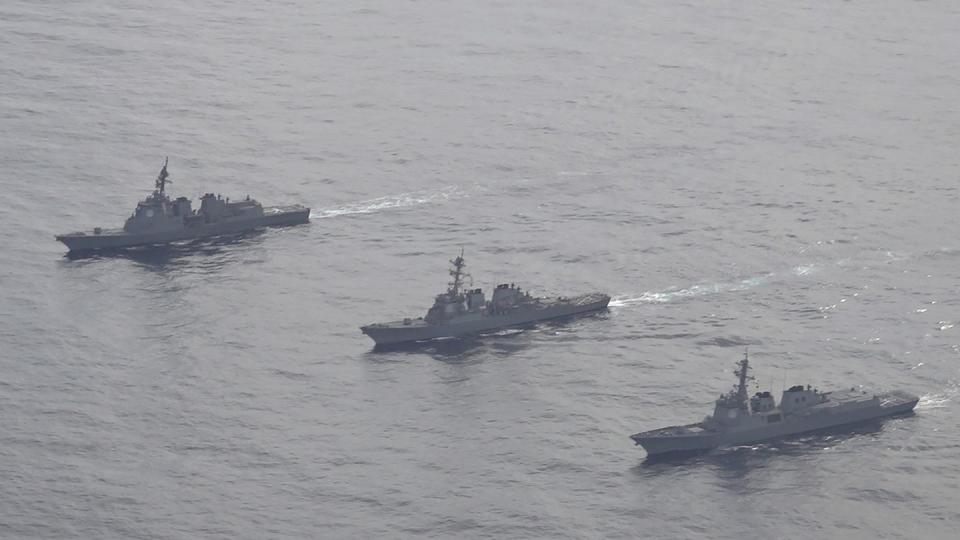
[2,1,959,538]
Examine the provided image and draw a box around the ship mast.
[155,157,171,196]
[733,349,753,407]
[447,249,468,297]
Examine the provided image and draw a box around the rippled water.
[2,1,959,538]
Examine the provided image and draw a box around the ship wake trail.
[609,264,816,307]
[917,383,957,411]
[310,186,465,219]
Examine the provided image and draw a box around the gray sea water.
[2,1,959,538]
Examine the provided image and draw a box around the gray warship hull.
[631,389,918,456]
[361,293,609,346]
[56,206,309,252]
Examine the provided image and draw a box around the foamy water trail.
[310,186,464,219]
[609,264,816,307]
[917,384,957,411]
[557,171,613,177]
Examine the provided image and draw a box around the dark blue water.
[2,1,959,538]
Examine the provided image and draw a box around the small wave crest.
[310,186,464,219]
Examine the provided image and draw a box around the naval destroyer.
[55,159,309,253]
[360,252,610,346]
[631,352,918,456]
